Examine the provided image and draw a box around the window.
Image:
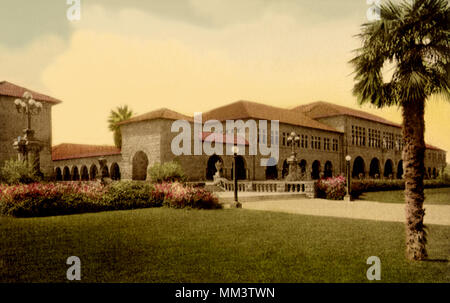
[282,132,286,146]
[271,130,279,146]
[301,135,308,148]
[352,125,366,146]
[324,138,330,150]
[332,139,338,151]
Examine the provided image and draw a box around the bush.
[0,182,106,217]
[151,182,221,209]
[350,179,450,199]
[0,159,40,185]
[148,161,186,183]
[316,176,346,200]
[0,181,221,217]
[102,181,162,209]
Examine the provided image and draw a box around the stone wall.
[0,95,54,176]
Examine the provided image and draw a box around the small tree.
[108,105,134,148]
[0,159,38,184]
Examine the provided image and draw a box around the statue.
[213,160,223,183]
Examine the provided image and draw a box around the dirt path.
[242,199,450,226]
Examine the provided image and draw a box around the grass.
[359,187,450,205]
[1,207,449,283]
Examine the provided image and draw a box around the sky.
[1,0,449,155]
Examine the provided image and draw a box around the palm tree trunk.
[402,98,427,261]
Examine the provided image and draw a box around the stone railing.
[217,179,316,198]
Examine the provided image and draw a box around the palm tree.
[350,0,449,260]
[108,105,134,148]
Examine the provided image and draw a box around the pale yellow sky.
[1,1,449,154]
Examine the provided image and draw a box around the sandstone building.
[52,100,447,182]
[0,81,61,176]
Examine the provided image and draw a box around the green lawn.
[359,187,450,205]
[1,208,449,283]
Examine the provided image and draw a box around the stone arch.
[206,154,223,180]
[352,156,365,178]
[63,166,71,181]
[89,164,98,180]
[265,157,278,180]
[55,167,62,181]
[369,158,381,178]
[110,163,121,180]
[311,160,321,180]
[324,161,333,178]
[427,167,431,179]
[298,159,307,174]
[384,159,393,178]
[397,160,404,179]
[231,155,246,180]
[71,166,80,181]
[432,167,437,179]
[80,165,89,181]
[281,159,289,179]
[132,151,149,181]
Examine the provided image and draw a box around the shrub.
[151,182,221,209]
[0,159,40,185]
[102,181,162,209]
[350,179,450,199]
[0,182,106,217]
[148,161,186,183]
[316,176,346,200]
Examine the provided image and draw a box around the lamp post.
[231,145,242,208]
[286,131,300,181]
[12,92,44,176]
[344,155,352,202]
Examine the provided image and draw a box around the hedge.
[0,181,221,218]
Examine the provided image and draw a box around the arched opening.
[397,160,403,179]
[281,160,289,179]
[324,161,333,178]
[432,167,437,179]
[89,165,98,180]
[352,156,365,179]
[231,156,246,180]
[63,166,71,181]
[206,154,223,180]
[80,166,89,181]
[298,159,307,174]
[384,159,393,178]
[110,163,121,180]
[55,167,62,181]
[369,158,381,178]
[265,158,278,180]
[132,151,149,181]
[311,160,321,180]
[71,166,80,181]
[427,167,431,179]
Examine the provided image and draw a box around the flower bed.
[152,182,221,209]
[316,176,346,200]
[0,181,221,218]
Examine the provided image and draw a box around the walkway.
[241,198,450,226]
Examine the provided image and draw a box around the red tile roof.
[293,101,401,128]
[0,81,62,104]
[117,108,193,126]
[426,144,444,151]
[202,100,341,133]
[52,143,121,161]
